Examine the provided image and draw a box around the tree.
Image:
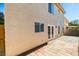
[69,19,79,26]
[0,12,4,25]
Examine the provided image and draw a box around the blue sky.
[0,3,4,12]
[61,3,79,22]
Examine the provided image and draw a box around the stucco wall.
[48,4,64,38]
[4,3,64,56]
[5,3,48,56]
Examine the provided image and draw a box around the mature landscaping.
[0,12,4,25]
[64,20,79,36]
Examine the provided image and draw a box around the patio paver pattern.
[27,36,79,56]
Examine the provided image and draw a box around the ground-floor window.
[52,26,54,37]
[35,22,44,32]
[40,24,44,32]
[58,26,60,34]
[48,26,50,38]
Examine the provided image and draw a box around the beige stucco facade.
[48,4,64,39]
[4,3,65,56]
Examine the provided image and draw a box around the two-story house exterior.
[0,3,65,56]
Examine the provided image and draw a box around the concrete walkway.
[27,36,79,56]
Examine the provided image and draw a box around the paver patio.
[27,36,79,56]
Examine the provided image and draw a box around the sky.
[61,3,79,22]
[0,3,4,13]
[0,3,79,22]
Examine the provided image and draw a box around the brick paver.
[27,36,79,56]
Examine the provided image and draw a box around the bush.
[0,16,4,25]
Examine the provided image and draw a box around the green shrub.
[0,16,4,25]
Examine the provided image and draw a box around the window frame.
[35,22,44,32]
[48,3,54,14]
[35,22,40,32]
[40,23,44,32]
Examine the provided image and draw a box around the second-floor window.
[48,3,54,14]
[48,3,52,13]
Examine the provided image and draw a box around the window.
[48,3,54,14]
[40,24,44,32]
[35,22,40,32]
[48,26,50,38]
[55,26,57,28]
[52,26,54,37]
[58,26,60,34]
[35,22,44,32]
[48,3,52,13]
